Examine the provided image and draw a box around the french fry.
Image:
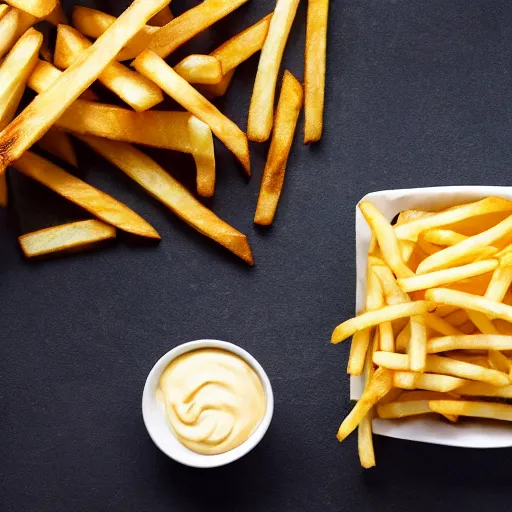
[396,208,435,225]
[393,372,465,392]
[247,0,300,142]
[427,334,512,354]
[174,55,223,85]
[304,0,329,143]
[45,2,67,25]
[426,288,512,324]
[423,229,468,246]
[377,400,435,419]
[429,400,512,422]
[444,352,491,368]
[416,215,512,274]
[198,69,235,99]
[456,381,512,398]
[398,260,498,292]
[71,6,158,62]
[423,313,462,336]
[76,135,254,265]
[332,301,434,344]
[187,117,215,198]
[38,128,77,167]
[254,71,303,225]
[148,5,174,26]
[372,264,410,305]
[466,311,499,335]
[379,321,395,352]
[136,0,250,60]
[395,322,410,353]
[0,0,170,174]
[488,349,512,375]
[133,51,250,174]
[12,151,159,239]
[359,201,414,278]
[484,253,512,302]
[337,367,393,442]
[394,197,512,242]
[408,315,427,372]
[443,308,469,327]
[211,14,272,75]
[0,8,20,60]
[54,25,164,111]
[19,220,116,258]
[4,0,56,18]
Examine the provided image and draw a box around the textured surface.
[2,1,512,511]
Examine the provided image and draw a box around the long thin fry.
[393,372,465,392]
[408,315,427,372]
[19,220,116,258]
[379,321,395,352]
[77,135,254,265]
[254,71,303,225]
[0,0,169,174]
[12,151,159,239]
[427,334,512,354]
[4,0,56,18]
[38,128,77,167]
[372,264,410,305]
[429,400,512,422]
[377,400,434,419]
[456,381,512,398]
[423,229,468,246]
[247,0,300,142]
[423,313,463,336]
[304,0,329,143]
[187,117,215,198]
[0,8,20,61]
[133,51,250,174]
[485,253,512,302]
[54,25,163,111]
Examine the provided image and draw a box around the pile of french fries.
[333,197,512,468]
[0,0,330,261]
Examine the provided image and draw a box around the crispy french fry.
[417,215,512,274]
[399,239,415,263]
[427,334,512,354]
[487,349,512,374]
[456,381,512,398]
[392,371,419,390]
[337,367,393,442]
[38,129,77,167]
[4,0,56,18]
[248,0,300,142]
[408,315,427,372]
[429,400,512,422]
[148,5,173,26]
[396,208,435,225]
[423,312,462,336]
[254,71,303,225]
[12,151,159,239]
[187,116,215,198]
[211,14,272,75]
[372,264,410,305]
[379,321,395,352]
[197,69,235,98]
[0,0,170,174]
[393,372,465,392]
[445,352,491,368]
[359,201,414,278]
[426,288,512,324]
[174,55,223,85]
[398,260,498,292]
[332,301,434,344]
[139,0,250,59]
[19,220,116,258]
[71,6,158,62]
[304,0,329,143]
[485,253,512,302]
[423,229,468,246]
[377,400,434,419]
[468,310,499,334]
[54,25,163,111]
[133,51,250,174]
[394,197,512,242]
[77,135,254,265]
[0,8,20,60]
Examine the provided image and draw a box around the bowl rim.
[142,339,274,468]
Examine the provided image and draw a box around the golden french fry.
[377,400,434,419]
[19,220,116,258]
[429,400,512,422]
[71,6,158,62]
[337,367,393,442]
[423,229,468,246]
[408,315,427,372]
[443,308,469,327]
[304,0,329,143]
[444,352,491,368]
[372,264,410,304]
[379,321,395,352]
[139,0,250,59]
[4,0,55,18]
[0,8,20,60]
[374,352,509,386]
[396,208,435,225]
[456,381,512,398]
[379,387,403,405]
[395,322,410,353]
[12,151,159,239]
[332,301,434,344]
[485,253,512,302]
[399,239,416,262]
[77,135,254,265]
[427,334,512,354]
[197,69,235,99]
[187,116,215,198]
[247,0,300,142]
[393,372,465,392]
[416,215,512,274]
[254,71,303,225]
[394,197,512,242]
[38,128,77,167]
[174,55,222,85]
[54,25,163,111]
[466,311,499,335]
[398,260,497,292]
[426,288,512,324]
[487,349,512,374]
[211,14,272,75]
[133,51,250,174]
[148,5,173,26]
[0,0,170,174]
[436,305,459,317]
[45,2,67,25]
[359,201,414,278]
[423,312,462,336]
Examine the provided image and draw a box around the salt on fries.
[333,197,512,467]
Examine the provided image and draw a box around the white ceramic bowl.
[142,339,274,468]
[352,186,512,448]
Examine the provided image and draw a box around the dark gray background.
[2,0,512,510]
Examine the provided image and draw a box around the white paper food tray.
[351,186,512,448]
